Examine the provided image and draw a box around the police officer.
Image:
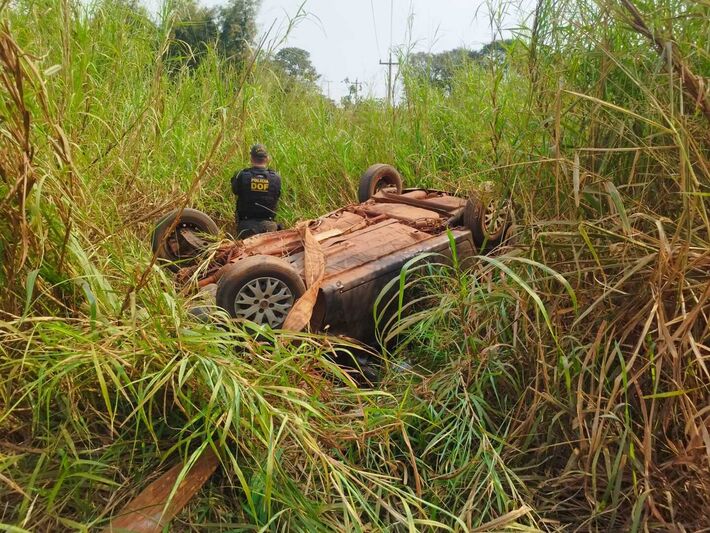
[231,144,282,238]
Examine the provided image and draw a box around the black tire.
[216,255,306,328]
[151,208,219,271]
[354,354,380,386]
[463,196,512,249]
[357,164,404,203]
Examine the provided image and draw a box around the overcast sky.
[178,0,533,100]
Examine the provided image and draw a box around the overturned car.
[151,164,513,343]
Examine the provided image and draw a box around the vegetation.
[274,47,320,84]
[167,0,259,68]
[0,0,708,531]
[408,40,512,92]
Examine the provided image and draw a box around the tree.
[408,48,474,92]
[168,0,219,69]
[166,0,259,70]
[274,47,319,83]
[406,40,513,92]
[473,40,511,64]
[218,0,259,64]
[339,77,362,107]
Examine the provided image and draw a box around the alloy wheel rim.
[233,277,294,327]
[483,200,509,234]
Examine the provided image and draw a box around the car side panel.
[313,229,475,341]
[320,221,434,279]
[286,220,433,281]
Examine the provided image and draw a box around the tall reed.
[0,0,707,530]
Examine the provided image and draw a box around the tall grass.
[0,0,708,530]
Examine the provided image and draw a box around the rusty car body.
[152,164,511,344]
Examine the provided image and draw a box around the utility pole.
[379,52,399,106]
[379,0,399,106]
[342,78,363,102]
[322,79,333,100]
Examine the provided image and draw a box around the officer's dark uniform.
[231,165,282,238]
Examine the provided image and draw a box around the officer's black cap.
[250,144,269,161]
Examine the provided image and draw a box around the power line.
[379,0,398,107]
[369,0,381,58]
[389,0,394,53]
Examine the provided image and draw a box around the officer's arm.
[231,171,243,196]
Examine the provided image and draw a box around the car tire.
[463,196,512,249]
[358,164,404,203]
[151,208,219,271]
[216,255,306,328]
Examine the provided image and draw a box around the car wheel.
[151,208,219,271]
[216,255,306,328]
[464,196,512,249]
[358,164,404,203]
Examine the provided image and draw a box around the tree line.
[114,0,514,101]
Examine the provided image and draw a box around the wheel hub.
[167,223,205,260]
[233,276,294,328]
[484,200,509,233]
